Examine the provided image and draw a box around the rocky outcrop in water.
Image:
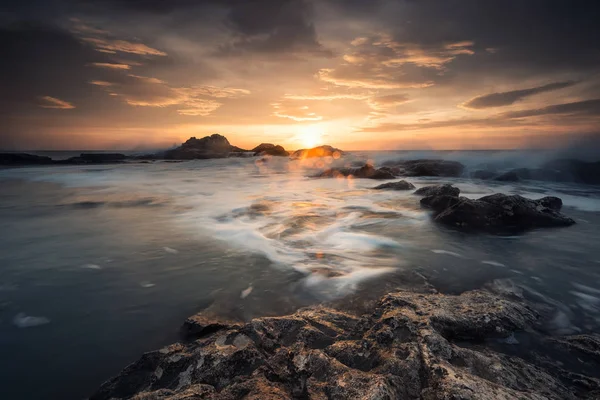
[251,144,289,157]
[290,145,344,159]
[91,289,600,400]
[432,194,575,234]
[373,180,416,190]
[317,164,395,180]
[0,153,54,165]
[57,153,127,164]
[382,159,465,177]
[163,135,247,160]
[414,184,461,197]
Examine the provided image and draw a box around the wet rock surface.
[251,144,289,157]
[414,184,461,197]
[372,180,416,190]
[383,159,465,177]
[317,164,396,180]
[432,194,575,234]
[290,145,344,159]
[91,290,599,400]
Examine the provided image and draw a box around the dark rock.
[0,153,53,165]
[382,159,465,177]
[182,312,241,340]
[420,195,462,213]
[290,145,344,159]
[494,171,520,182]
[252,143,289,157]
[91,289,596,400]
[470,169,496,180]
[373,180,415,190]
[163,134,245,160]
[317,164,395,180]
[414,184,460,197]
[434,194,575,234]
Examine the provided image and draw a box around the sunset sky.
[1,0,599,150]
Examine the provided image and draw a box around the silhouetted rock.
[471,169,496,180]
[317,164,395,180]
[163,134,245,160]
[495,171,520,182]
[414,184,460,197]
[434,194,575,234]
[383,159,464,177]
[251,143,289,156]
[290,145,344,159]
[373,180,416,190]
[0,153,53,165]
[91,289,598,400]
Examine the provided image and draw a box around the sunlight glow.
[298,125,324,148]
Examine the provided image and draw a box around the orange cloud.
[82,37,167,56]
[89,62,132,70]
[39,96,75,109]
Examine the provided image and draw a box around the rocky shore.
[91,287,600,399]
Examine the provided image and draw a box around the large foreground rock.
[290,145,344,159]
[434,194,575,234]
[317,164,395,180]
[414,184,460,197]
[91,289,599,400]
[383,159,465,177]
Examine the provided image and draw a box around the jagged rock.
[471,170,497,180]
[373,180,416,190]
[91,289,598,400]
[382,159,465,177]
[414,184,460,197]
[317,164,395,180]
[163,134,246,160]
[251,144,289,157]
[434,194,575,234]
[57,153,127,165]
[290,145,344,159]
[0,153,53,165]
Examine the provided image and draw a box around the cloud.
[39,96,75,109]
[89,80,114,86]
[360,98,600,132]
[81,37,167,56]
[368,93,410,108]
[317,34,474,89]
[89,62,132,70]
[462,81,578,109]
[272,100,322,121]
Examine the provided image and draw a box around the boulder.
[252,143,289,157]
[494,171,520,182]
[373,180,416,190]
[414,184,460,197]
[0,153,53,165]
[317,164,395,180]
[91,289,598,400]
[434,194,575,234]
[382,159,465,177]
[420,194,462,213]
[290,145,344,159]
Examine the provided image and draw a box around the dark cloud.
[462,81,578,109]
[502,98,600,119]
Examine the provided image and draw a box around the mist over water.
[1,150,600,399]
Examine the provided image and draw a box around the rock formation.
[382,159,465,177]
[91,289,600,400]
[316,164,395,180]
[290,146,344,159]
[373,180,416,190]
[0,153,54,165]
[414,184,461,197]
[163,134,247,160]
[251,144,289,157]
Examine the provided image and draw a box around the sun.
[299,126,324,148]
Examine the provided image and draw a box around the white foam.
[164,247,179,254]
[81,264,102,270]
[140,281,156,288]
[240,285,253,299]
[431,249,465,258]
[481,260,506,268]
[13,313,50,328]
[572,282,600,295]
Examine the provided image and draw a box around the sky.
[1,0,600,151]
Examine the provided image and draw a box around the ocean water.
[1,151,600,399]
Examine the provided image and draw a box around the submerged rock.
[373,180,416,190]
[317,164,395,180]
[414,184,460,197]
[251,143,289,157]
[382,159,465,177]
[91,289,598,400]
[434,194,575,234]
[290,145,344,159]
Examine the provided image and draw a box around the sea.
[1,150,599,399]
